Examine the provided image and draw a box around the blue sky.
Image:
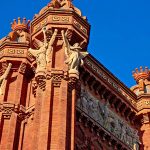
[0,0,150,88]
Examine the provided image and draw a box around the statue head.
[70,43,82,50]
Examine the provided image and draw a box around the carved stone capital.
[32,79,38,97]
[50,69,64,87]
[0,103,15,119]
[19,62,27,74]
[142,113,150,124]
[35,71,46,91]
[0,102,34,121]
[68,69,79,90]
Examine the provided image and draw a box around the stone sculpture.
[61,30,88,73]
[133,140,140,150]
[29,27,58,73]
[48,0,82,16]
[0,63,12,95]
[16,29,30,43]
[77,86,140,149]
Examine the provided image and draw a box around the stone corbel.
[35,72,46,91]
[32,79,38,97]
[0,103,15,119]
[50,69,64,87]
[68,69,79,90]
[142,113,150,124]
[19,62,27,74]
[115,100,122,112]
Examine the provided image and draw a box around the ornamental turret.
[11,17,30,32]
[132,66,150,95]
[131,67,150,150]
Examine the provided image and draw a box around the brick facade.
[0,1,150,150]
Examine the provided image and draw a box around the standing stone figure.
[29,27,58,73]
[79,89,89,113]
[0,63,12,95]
[133,139,139,150]
[61,30,88,72]
[120,123,127,142]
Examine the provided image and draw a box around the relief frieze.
[52,15,70,22]
[77,86,140,149]
[34,18,48,32]
[0,49,26,58]
[33,16,71,32]
[8,49,24,55]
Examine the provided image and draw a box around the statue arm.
[0,63,12,80]
[61,30,70,56]
[42,26,47,45]
[28,48,39,57]
[48,29,58,46]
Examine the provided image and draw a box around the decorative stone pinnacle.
[132,66,150,83]
[48,0,74,9]
[11,17,30,32]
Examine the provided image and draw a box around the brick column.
[32,74,46,150]
[0,113,18,150]
[71,88,76,150]
[38,79,53,150]
[57,79,68,150]
[140,113,150,149]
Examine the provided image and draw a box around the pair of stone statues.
[29,27,88,73]
[0,27,87,95]
[29,27,58,73]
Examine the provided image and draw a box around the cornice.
[31,8,90,28]
[83,54,137,111]
[87,54,137,98]
[0,41,29,49]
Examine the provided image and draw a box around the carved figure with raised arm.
[29,27,58,73]
[61,30,88,72]
[0,63,12,95]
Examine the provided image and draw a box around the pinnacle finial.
[11,17,30,31]
[48,0,74,9]
[132,66,150,83]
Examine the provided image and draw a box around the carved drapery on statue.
[0,63,12,95]
[61,30,88,74]
[29,27,58,73]
[77,86,140,149]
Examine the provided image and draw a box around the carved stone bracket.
[35,71,46,91]
[32,69,80,95]
[50,69,64,87]
[68,69,79,90]
[142,113,150,124]
[0,102,24,119]
[19,62,27,74]
[0,102,35,121]
[32,79,38,97]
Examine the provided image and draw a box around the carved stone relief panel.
[76,86,140,149]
